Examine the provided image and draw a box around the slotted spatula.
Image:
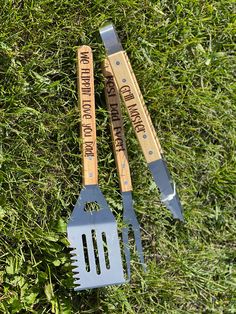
[67,46,125,290]
[103,59,146,279]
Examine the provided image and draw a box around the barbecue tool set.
[67,23,184,291]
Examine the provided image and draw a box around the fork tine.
[132,224,146,271]
[122,226,131,280]
[123,222,146,276]
[122,191,146,273]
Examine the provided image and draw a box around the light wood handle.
[77,46,98,185]
[122,52,163,154]
[108,51,163,163]
[102,59,132,192]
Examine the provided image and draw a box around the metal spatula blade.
[68,185,125,290]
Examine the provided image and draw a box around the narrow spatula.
[67,46,125,290]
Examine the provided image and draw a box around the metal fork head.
[67,185,125,290]
[121,191,146,279]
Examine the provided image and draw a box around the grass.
[0,0,235,313]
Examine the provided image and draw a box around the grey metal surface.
[148,159,184,221]
[99,23,123,55]
[121,191,146,279]
[67,184,125,290]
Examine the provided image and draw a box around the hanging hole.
[91,230,101,275]
[102,232,110,269]
[82,234,90,272]
[84,202,100,212]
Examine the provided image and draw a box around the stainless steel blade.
[67,185,126,290]
[148,159,184,221]
[99,23,123,55]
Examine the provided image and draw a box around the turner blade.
[69,227,125,290]
[67,185,125,290]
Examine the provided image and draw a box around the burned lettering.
[120,85,134,102]
[82,123,92,137]
[110,103,120,122]
[105,75,116,97]
[84,141,94,157]
[82,100,92,119]
[80,51,89,64]
[113,127,125,152]
[127,104,146,134]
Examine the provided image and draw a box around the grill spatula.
[67,46,125,291]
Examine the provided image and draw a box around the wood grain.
[103,59,132,192]
[107,51,163,163]
[77,46,98,185]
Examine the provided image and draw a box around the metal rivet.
[89,173,93,177]
[122,78,126,83]
[143,134,147,139]
[124,180,128,185]
[116,61,120,65]
[149,151,153,155]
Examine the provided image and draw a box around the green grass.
[1,0,236,313]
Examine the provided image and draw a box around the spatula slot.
[91,229,101,275]
[84,201,100,212]
[82,234,90,272]
[102,232,110,269]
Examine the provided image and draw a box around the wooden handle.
[122,52,163,154]
[107,51,163,163]
[103,59,132,192]
[77,46,98,185]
